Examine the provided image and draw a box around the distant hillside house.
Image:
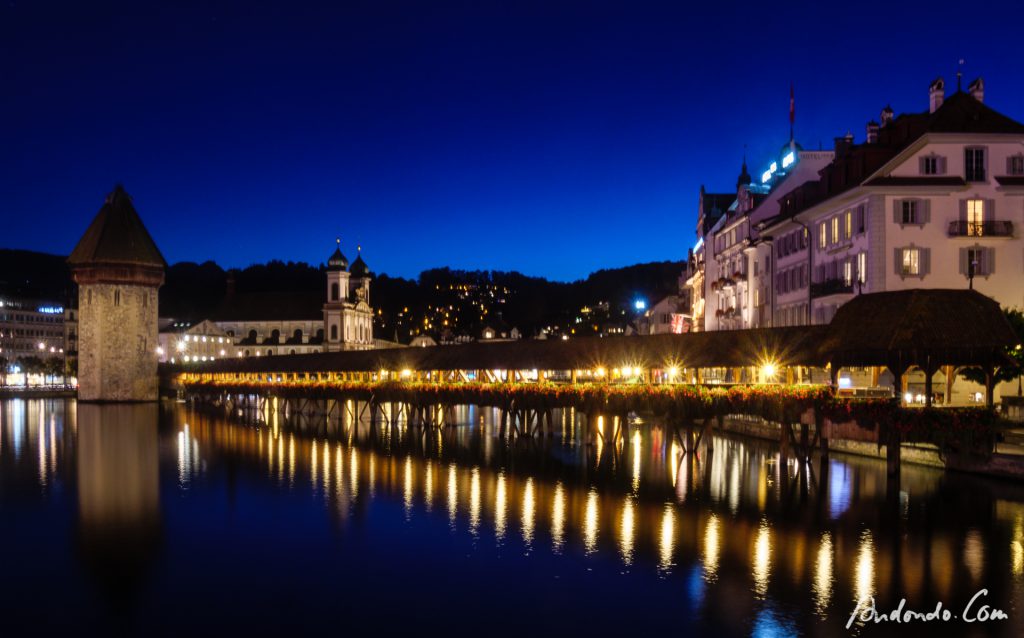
[158,242,375,363]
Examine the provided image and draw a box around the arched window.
[289,349,296,355]
[293,328,303,343]
[331,282,339,301]
[266,349,273,356]
[248,329,257,341]
[330,325,338,340]
[270,329,280,343]
[316,328,324,340]
[244,349,250,357]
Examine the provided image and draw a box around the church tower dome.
[327,239,349,271]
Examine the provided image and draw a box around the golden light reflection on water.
[424,461,433,512]
[631,430,642,494]
[551,481,566,552]
[403,456,414,517]
[470,467,481,535]
[964,529,984,585]
[77,402,1024,631]
[521,478,535,548]
[752,519,771,598]
[855,529,875,606]
[813,532,833,617]
[584,488,598,554]
[1012,513,1024,578]
[703,514,720,582]
[620,497,635,565]
[447,463,458,526]
[495,472,508,541]
[659,504,675,572]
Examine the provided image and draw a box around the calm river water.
[2,397,1024,637]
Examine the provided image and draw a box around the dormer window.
[919,154,945,175]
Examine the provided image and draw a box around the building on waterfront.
[696,77,1024,403]
[158,242,375,363]
[682,187,734,331]
[638,294,690,334]
[0,296,67,365]
[69,185,165,401]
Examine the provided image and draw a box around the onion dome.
[327,238,348,271]
[350,245,369,277]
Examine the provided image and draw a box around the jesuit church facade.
[158,241,375,362]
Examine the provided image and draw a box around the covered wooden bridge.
[176,289,1018,407]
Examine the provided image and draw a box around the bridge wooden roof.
[194,290,1017,376]
[202,325,829,375]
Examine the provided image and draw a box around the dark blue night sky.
[3,0,1023,280]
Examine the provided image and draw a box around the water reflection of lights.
[1013,514,1024,578]
[703,514,720,582]
[828,460,852,519]
[659,504,675,573]
[631,430,642,493]
[447,464,458,527]
[521,478,535,548]
[551,482,566,552]
[964,529,984,585]
[469,467,481,535]
[424,461,433,511]
[855,529,875,607]
[620,498,636,565]
[495,472,507,541]
[813,533,833,617]
[311,439,319,489]
[349,448,359,500]
[583,488,599,554]
[177,423,201,485]
[753,519,772,598]
[403,456,414,517]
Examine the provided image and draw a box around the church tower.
[68,185,166,401]
[323,239,350,352]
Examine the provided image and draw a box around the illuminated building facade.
[0,296,67,361]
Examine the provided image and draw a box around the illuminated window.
[843,259,853,286]
[900,248,920,276]
[831,217,839,244]
[819,223,827,249]
[844,210,852,238]
[967,199,985,236]
[857,252,867,284]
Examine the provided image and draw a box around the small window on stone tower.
[331,325,338,340]
[87,290,92,305]
[143,292,147,308]
[331,283,339,301]
[114,289,121,306]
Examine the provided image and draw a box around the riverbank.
[0,387,77,399]
[720,414,1024,481]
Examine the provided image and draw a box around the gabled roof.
[925,90,1024,134]
[68,185,166,267]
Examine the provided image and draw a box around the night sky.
[3,1,1023,281]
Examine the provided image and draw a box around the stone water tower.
[68,185,166,401]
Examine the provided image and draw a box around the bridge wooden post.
[779,422,790,463]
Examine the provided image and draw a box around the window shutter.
[959,199,967,221]
[986,247,996,275]
[1009,157,1015,175]
[919,157,927,174]
[893,248,902,276]
[959,248,968,275]
[921,199,931,224]
[857,205,865,233]
[893,199,901,224]
[985,199,995,221]
[938,156,947,175]
[921,248,930,277]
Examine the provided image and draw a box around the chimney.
[928,77,945,113]
[834,134,854,157]
[968,77,984,103]
[880,105,894,127]
[866,120,879,144]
